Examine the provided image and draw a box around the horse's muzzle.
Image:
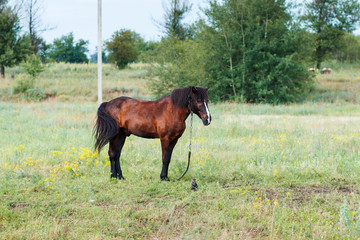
[202,115,211,126]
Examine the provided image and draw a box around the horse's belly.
[131,129,159,139]
[126,120,159,139]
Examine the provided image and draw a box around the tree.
[0,0,31,77]
[13,54,45,95]
[22,54,45,79]
[137,40,160,62]
[37,38,50,62]
[302,0,360,69]
[23,0,46,54]
[332,33,360,62]
[48,32,89,63]
[158,0,193,40]
[105,29,141,69]
[202,0,313,103]
[149,0,313,103]
[148,37,208,97]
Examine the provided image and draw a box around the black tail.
[93,102,119,152]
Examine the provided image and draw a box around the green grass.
[0,63,152,102]
[1,63,360,239]
[308,60,360,103]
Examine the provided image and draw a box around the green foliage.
[137,41,160,63]
[13,75,35,94]
[332,33,360,62]
[106,29,140,69]
[37,38,50,63]
[24,87,46,102]
[203,0,313,103]
[160,0,194,39]
[149,0,313,103]
[302,0,360,68]
[48,32,89,63]
[22,54,45,78]
[16,54,45,101]
[0,1,31,77]
[148,37,208,97]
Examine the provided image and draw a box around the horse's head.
[170,86,212,126]
[189,86,212,126]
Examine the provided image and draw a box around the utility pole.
[97,0,102,105]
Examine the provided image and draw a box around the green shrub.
[106,29,139,69]
[13,76,35,94]
[24,87,46,102]
[148,37,208,98]
[22,54,45,79]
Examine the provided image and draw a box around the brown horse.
[94,86,211,181]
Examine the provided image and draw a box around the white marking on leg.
[204,101,211,124]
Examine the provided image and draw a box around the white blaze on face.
[204,101,211,124]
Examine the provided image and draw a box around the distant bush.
[137,41,160,63]
[106,29,140,69]
[332,33,360,63]
[24,87,46,102]
[48,32,89,63]
[14,75,35,94]
[148,37,208,98]
[22,54,45,79]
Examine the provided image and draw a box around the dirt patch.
[95,201,113,208]
[287,184,358,205]
[262,188,279,200]
[242,226,267,239]
[45,92,56,99]
[243,184,358,206]
[290,184,357,195]
[9,202,28,209]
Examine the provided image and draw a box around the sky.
[10,0,360,55]
[14,0,207,55]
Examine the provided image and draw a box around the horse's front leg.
[160,138,179,181]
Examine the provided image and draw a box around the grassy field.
[310,61,360,103]
[1,63,360,239]
[0,63,152,102]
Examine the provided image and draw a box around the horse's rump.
[93,102,119,152]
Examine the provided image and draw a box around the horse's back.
[105,96,169,138]
[106,96,162,114]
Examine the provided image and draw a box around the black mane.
[170,86,209,108]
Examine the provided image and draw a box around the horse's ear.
[206,87,209,91]
[191,86,198,93]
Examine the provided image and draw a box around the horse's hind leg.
[108,133,126,180]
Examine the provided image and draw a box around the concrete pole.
[97,0,102,105]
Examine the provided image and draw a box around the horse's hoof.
[118,175,125,180]
[161,177,170,181]
[110,174,117,179]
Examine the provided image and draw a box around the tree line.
[147,0,360,103]
[1,0,360,103]
[0,0,159,75]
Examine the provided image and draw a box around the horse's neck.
[176,106,191,123]
[163,96,190,122]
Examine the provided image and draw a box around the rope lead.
[177,111,193,181]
